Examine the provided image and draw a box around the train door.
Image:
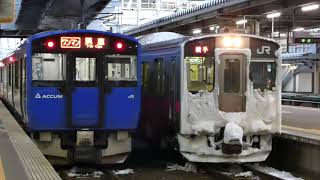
[218,54,246,112]
[66,54,102,127]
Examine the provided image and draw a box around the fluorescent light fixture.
[236,19,247,25]
[293,27,304,32]
[280,33,287,37]
[193,29,202,34]
[301,4,319,11]
[210,25,220,31]
[266,12,281,19]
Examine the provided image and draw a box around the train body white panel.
[178,39,281,162]
[178,135,272,162]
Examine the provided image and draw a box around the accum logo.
[257,46,271,55]
[35,93,63,99]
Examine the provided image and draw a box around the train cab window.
[249,62,276,91]
[185,57,214,93]
[224,59,240,93]
[32,53,66,81]
[104,56,137,81]
[75,58,96,81]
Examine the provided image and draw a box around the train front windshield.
[184,36,278,94]
[185,57,214,93]
[184,39,215,93]
[31,54,137,83]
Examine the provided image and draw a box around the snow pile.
[223,121,243,144]
[184,91,221,135]
[234,171,253,177]
[166,162,198,173]
[67,167,104,178]
[113,168,134,175]
[252,165,304,180]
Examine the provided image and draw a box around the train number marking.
[257,46,271,55]
[35,93,64,99]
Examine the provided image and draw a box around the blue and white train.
[139,32,281,163]
[0,30,141,164]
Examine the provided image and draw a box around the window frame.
[31,53,67,87]
[185,56,215,93]
[249,60,277,91]
[104,55,138,82]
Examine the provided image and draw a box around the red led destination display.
[60,36,107,49]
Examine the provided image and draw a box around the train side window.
[104,56,137,81]
[224,59,240,93]
[142,63,150,91]
[15,61,19,89]
[75,58,96,81]
[8,64,12,86]
[249,62,277,91]
[32,53,66,81]
[185,56,214,93]
[155,58,165,96]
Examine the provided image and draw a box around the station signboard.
[294,31,320,44]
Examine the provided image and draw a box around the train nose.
[222,122,243,155]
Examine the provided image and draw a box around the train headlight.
[222,37,242,48]
[223,37,233,47]
[233,37,242,47]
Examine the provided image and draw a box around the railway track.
[56,150,300,180]
[202,163,291,180]
[58,162,293,180]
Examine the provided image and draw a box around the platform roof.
[0,0,110,37]
[124,0,320,36]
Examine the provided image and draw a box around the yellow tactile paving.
[0,157,6,180]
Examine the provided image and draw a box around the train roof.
[0,30,140,61]
[140,32,280,51]
[27,29,139,44]
[139,32,188,51]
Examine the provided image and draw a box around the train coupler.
[222,122,243,155]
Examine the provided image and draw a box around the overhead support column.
[252,20,260,36]
[314,63,320,94]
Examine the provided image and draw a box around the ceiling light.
[236,19,247,25]
[293,27,304,32]
[301,4,319,12]
[266,12,281,19]
[192,29,202,34]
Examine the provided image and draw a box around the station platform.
[281,105,320,145]
[0,102,61,180]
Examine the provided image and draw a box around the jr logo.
[35,93,63,99]
[257,46,271,55]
